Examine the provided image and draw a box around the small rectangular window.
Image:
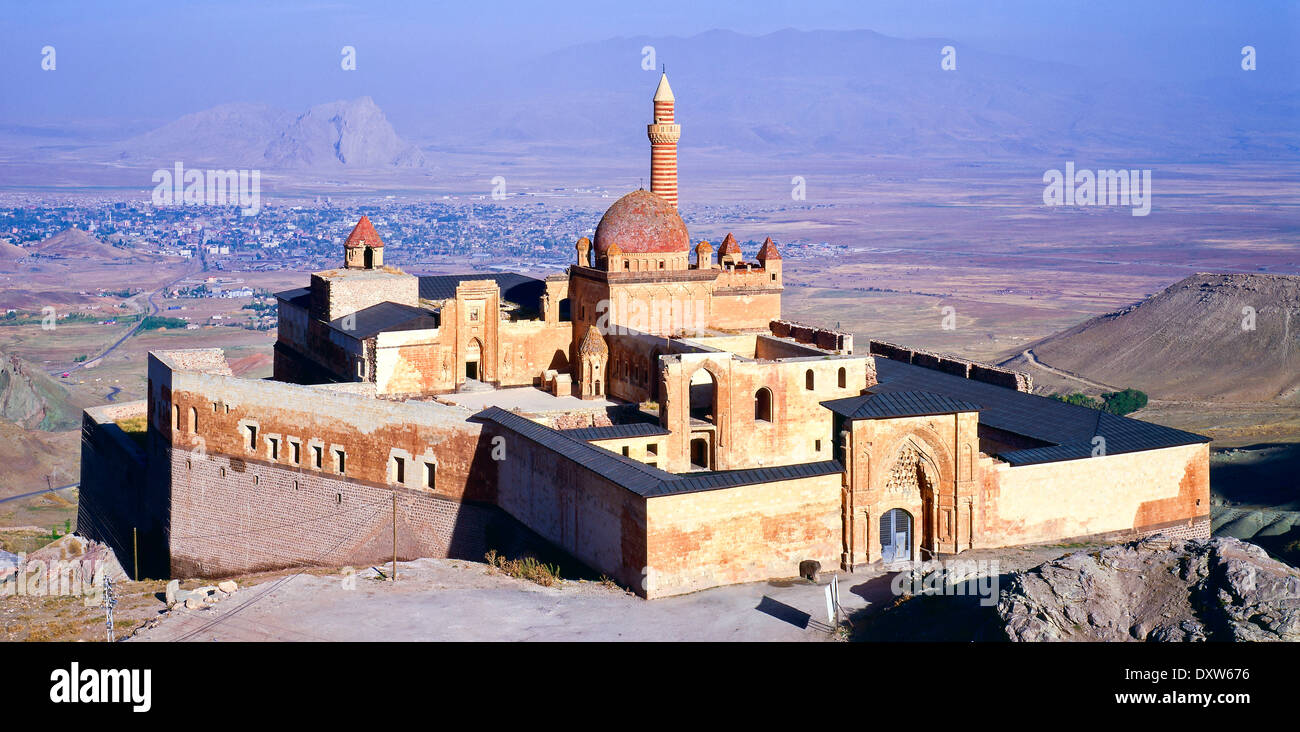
[290,440,301,465]
[335,449,346,474]
[621,446,630,457]
[646,443,658,456]
[313,445,323,469]
[246,425,258,450]
[269,437,280,461]
[424,462,436,489]
[393,456,405,484]
[815,439,822,452]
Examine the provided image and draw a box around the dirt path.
[1020,349,1120,392]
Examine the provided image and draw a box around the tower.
[647,72,680,208]
[756,236,782,285]
[577,325,609,399]
[344,215,384,270]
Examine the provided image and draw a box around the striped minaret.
[647,72,681,208]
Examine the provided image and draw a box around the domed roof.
[593,190,689,255]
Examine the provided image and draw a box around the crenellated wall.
[868,340,1033,392]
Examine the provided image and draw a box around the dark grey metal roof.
[417,273,545,312]
[870,359,1209,465]
[473,407,844,497]
[326,301,438,339]
[821,390,981,419]
[275,287,311,308]
[561,422,671,441]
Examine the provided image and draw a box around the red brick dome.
[593,190,689,255]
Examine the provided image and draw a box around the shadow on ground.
[848,573,1011,642]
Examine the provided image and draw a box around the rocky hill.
[0,353,81,431]
[31,227,141,261]
[1005,273,1300,403]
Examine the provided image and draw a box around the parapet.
[768,320,853,353]
[868,340,1032,392]
[149,348,234,376]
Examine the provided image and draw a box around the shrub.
[484,550,562,587]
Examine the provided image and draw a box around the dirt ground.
[122,542,1105,643]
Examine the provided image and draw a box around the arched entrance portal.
[880,509,913,563]
[465,338,483,381]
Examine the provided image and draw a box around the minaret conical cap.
[653,73,675,103]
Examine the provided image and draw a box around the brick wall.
[167,447,502,577]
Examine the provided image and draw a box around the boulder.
[169,589,196,608]
[184,596,204,610]
[217,580,237,594]
[165,579,179,605]
[998,535,1300,642]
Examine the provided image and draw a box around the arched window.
[189,406,198,434]
[754,388,773,422]
[838,367,847,389]
[805,369,815,391]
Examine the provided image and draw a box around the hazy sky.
[3,0,1297,130]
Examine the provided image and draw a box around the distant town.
[0,195,841,275]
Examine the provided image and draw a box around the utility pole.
[132,527,138,580]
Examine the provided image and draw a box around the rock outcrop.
[998,535,1300,642]
[0,353,81,431]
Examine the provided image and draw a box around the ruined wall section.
[769,320,854,354]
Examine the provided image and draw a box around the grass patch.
[115,415,148,451]
[485,550,562,588]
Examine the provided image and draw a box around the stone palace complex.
[79,74,1210,598]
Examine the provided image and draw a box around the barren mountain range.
[9,29,1298,171]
